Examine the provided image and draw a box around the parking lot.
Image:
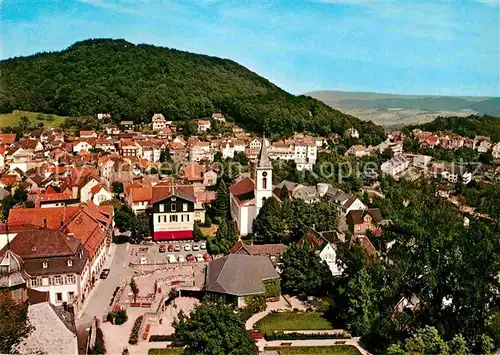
[128,240,212,265]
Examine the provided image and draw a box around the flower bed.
[129,316,143,345]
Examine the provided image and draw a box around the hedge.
[149,334,176,342]
[129,316,143,344]
[264,331,351,341]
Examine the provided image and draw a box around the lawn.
[264,345,361,355]
[255,312,334,333]
[148,348,182,355]
[0,110,66,128]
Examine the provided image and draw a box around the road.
[76,243,133,354]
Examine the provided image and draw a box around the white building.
[230,138,273,235]
[152,113,167,131]
[197,120,211,132]
[491,142,500,160]
[381,154,410,177]
[189,142,213,162]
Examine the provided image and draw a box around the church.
[229,137,273,235]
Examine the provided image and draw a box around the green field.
[148,348,182,355]
[0,110,66,128]
[264,345,361,355]
[255,312,334,333]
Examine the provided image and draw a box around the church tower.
[255,134,273,215]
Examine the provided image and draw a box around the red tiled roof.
[0,133,16,145]
[129,186,152,203]
[195,191,216,204]
[37,192,73,202]
[230,177,254,197]
[183,164,204,181]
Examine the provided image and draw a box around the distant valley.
[306,90,499,128]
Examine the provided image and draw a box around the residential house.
[73,140,94,154]
[126,185,152,215]
[95,138,116,152]
[229,240,288,265]
[345,145,370,157]
[411,154,432,169]
[341,197,367,215]
[345,127,359,138]
[79,131,97,139]
[189,141,213,162]
[35,191,75,208]
[119,140,140,157]
[477,140,492,153]
[441,165,473,185]
[347,208,383,236]
[119,120,134,129]
[248,138,262,151]
[381,154,410,177]
[205,254,280,307]
[0,133,17,146]
[297,228,344,276]
[169,142,188,164]
[196,120,211,132]
[212,113,225,122]
[492,142,500,160]
[137,141,161,162]
[183,164,217,188]
[151,113,167,131]
[89,184,112,205]
[5,228,90,311]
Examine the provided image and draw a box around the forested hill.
[403,115,500,142]
[0,38,383,143]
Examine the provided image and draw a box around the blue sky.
[1,0,499,96]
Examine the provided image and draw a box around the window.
[53,275,62,285]
[67,259,73,267]
[56,293,63,302]
[182,203,188,212]
[171,203,176,212]
[186,214,190,222]
[31,278,39,287]
[66,275,75,284]
[159,204,164,213]
[170,215,178,223]
[262,177,267,189]
[163,215,166,223]
[68,292,75,301]
[158,215,161,223]
[181,215,184,222]
[42,261,48,269]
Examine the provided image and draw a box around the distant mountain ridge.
[307,90,499,127]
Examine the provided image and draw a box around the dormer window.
[42,261,48,269]
[171,203,176,212]
[67,259,73,267]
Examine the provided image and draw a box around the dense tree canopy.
[0,39,384,141]
[0,292,32,353]
[173,301,258,355]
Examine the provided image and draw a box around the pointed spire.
[258,133,271,168]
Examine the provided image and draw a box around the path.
[257,338,370,355]
[76,243,133,354]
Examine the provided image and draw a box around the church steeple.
[258,133,271,168]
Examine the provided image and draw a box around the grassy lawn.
[200,224,217,237]
[148,348,182,355]
[255,312,334,333]
[0,110,66,128]
[264,345,361,355]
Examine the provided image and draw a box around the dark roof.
[347,208,383,225]
[27,288,50,304]
[230,177,255,204]
[205,254,279,296]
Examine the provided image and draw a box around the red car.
[203,253,212,261]
[167,244,174,252]
[186,254,196,262]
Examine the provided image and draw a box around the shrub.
[114,309,128,325]
[129,316,143,345]
[109,287,120,306]
[203,215,212,228]
[89,328,106,354]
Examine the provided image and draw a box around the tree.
[114,205,135,232]
[214,218,238,253]
[214,180,229,218]
[111,182,124,194]
[448,334,470,355]
[0,291,32,353]
[252,197,285,243]
[131,214,150,239]
[280,244,332,298]
[233,152,248,166]
[160,149,171,163]
[193,222,204,242]
[381,147,394,160]
[173,301,258,355]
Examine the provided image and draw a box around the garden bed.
[255,312,334,333]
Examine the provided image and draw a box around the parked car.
[200,242,206,250]
[192,244,199,251]
[100,269,110,279]
[196,254,204,262]
[203,253,212,261]
[184,244,191,251]
[186,254,196,262]
[174,245,181,252]
[167,254,177,263]
[159,245,166,253]
[178,255,186,263]
[167,244,174,252]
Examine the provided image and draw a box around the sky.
[1,0,499,97]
